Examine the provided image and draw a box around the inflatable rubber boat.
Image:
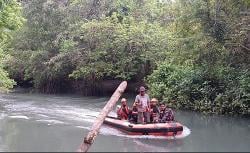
[104,116,183,136]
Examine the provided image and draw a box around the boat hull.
[104,116,183,136]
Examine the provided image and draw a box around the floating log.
[78,81,127,152]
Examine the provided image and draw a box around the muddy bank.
[71,79,147,96]
[13,79,147,96]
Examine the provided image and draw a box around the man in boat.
[159,102,174,123]
[150,98,160,123]
[129,101,139,123]
[135,86,151,124]
[117,98,130,120]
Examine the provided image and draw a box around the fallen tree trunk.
[78,81,127,152]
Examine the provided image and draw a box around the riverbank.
[12,79,146,96]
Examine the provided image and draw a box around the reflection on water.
[0,92,249,152]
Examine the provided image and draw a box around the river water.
[0,92,249,152]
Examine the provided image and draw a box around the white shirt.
[135,94,150,112]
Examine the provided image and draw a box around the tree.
[6,0,169,93]
[147,0,250,115]
[0,0,24,91]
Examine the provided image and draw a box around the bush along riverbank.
[2,0,250,115]
[147,63,249,115]
[145,1,250,116]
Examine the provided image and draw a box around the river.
[0,92,249,152]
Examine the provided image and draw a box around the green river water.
[0,92,249,152]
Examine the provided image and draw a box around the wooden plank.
[77,81,127,152]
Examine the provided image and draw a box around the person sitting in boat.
[159,102,174,123]
[150,98,160,123]
[129,101,139,123]
[117,98,130,120]
[135,86,151,124]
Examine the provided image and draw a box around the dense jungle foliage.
[0,0,24,91]
[1,0,249,115]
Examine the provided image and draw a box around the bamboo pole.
[78,81,127,152]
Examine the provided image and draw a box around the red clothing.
[117,106,129,120]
